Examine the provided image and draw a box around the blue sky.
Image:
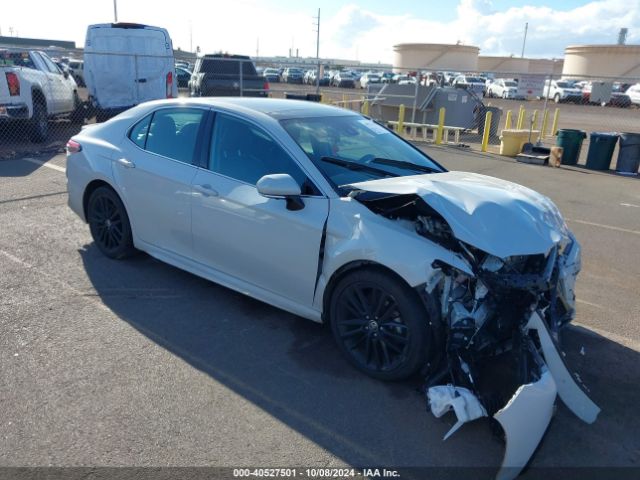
[2,1,638,63]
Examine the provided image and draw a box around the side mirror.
[256,174,304,211]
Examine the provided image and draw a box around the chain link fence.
[1,49,639,171]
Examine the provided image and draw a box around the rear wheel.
[70,92,85,124]
[29,101,48,143]
[554,93,561,103]
[329,269,431,381]
[87,186,136,259]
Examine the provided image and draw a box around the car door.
[190,112,329,307]
[113,106,209,258]
[38,53,74,113]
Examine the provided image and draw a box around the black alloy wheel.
[329,269,430,381]
[87,186,135,259]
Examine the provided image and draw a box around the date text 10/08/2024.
[232,468,401,478]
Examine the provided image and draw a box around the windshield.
[280,115,444,192]
[466,77,483,83]
[504,81,517,87]
[556,81,573,88]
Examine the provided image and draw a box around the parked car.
[624,83,640,106]
[359,72,381,88]
[380,72,394,83]
[486,78,522,99]
[84,23,177,122]
[282,67,304,84]
[542,79,582,103]
[453,75,485,96]
[391,74,416,85]
[175,66,192,89]
[67,59,85,87]
[262,68,280,83]
[332,71,356,88]
[189,54,268,98]
[0,48,82,142]
[66,97,596,480]
[581,82,631,107]
[304,69,330,86]
[443,71,459,85]
[420,72,443,87]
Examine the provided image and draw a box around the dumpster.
[478,106,503,138]
[285,93,322,102]
[500,129,539,156]
[556,129,586,165]
[615,132,640,174]
[585,132,619,170]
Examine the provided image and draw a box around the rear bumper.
[0,103,29,120]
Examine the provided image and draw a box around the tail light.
[263,81,270,92]
[166,71,173,98]
[5,72,20,96]
[66,139,82,154]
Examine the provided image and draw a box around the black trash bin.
[585,132,619,171]
[556,129,586,165]
[477,106,503,138]
[615,132,640,174]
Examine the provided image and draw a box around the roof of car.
[141,97,360,120]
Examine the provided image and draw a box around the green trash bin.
[585,132,619,171]
[556,129,586,165]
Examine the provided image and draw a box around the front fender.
[313,197,472,311]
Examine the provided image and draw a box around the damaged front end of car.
[348,173,599,480]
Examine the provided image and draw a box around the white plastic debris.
[428,385,487,440]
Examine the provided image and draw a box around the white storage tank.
[393,43,479,73]
[477,56,530,75]
[528,58,564,75]
[563,44,640,78]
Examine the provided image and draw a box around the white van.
[84,23,177,121]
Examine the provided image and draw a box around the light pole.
[113,0,118,22]
[313,8,320,94]
[521,22,528,58]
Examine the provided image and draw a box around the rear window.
[0,52,35,69]
[201,58,257,76]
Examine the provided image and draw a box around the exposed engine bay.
[351,187,600,480]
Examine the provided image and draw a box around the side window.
[145,108,206,163]
[128,114,152,148]
[210,113,318,193]
[41,54,61,74]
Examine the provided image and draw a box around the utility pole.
[256,37,259,59]
[113,0,118,22]
[189,21,193,53]
[521,22,528,58]
[313,8,321,94]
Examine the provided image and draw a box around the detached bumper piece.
[427,311,600,480]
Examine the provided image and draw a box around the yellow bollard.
[504,110,513,130]
[481,111,493,152]
[342,94,348,109]
[532,110,538,130]
[551,108,560,136]
[362,100,369,116]
[516,105,526,129]
[397,104,406,135]
[540,109,550,141]
[436,107,446,145]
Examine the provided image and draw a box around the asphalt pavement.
[0,147,639,478]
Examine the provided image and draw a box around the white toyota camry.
[66,98,598,479]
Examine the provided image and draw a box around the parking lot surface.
[1,147,639,478]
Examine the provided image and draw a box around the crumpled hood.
[349,171,568,258]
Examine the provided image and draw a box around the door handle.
[194,184,218,197]
[116,158,136,169]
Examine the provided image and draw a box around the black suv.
[189,54,268,97]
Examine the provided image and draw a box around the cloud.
[322,0,640,63]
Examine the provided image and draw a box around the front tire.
[554,93,561,103]
[329,269,431,381]
[87,186,136,259]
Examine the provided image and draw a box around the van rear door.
[84,24,175,110]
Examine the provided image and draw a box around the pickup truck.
[0,49,82,142]
[189,54,268,97]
